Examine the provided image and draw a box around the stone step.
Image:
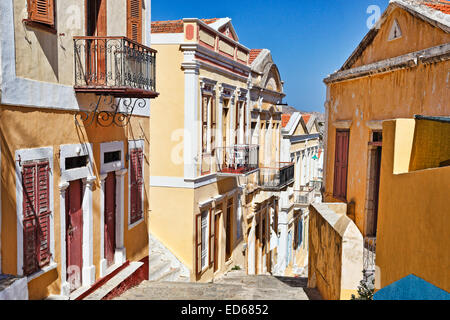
[148,260,172,281]
[83,262,143,300]
[154,267,180,282]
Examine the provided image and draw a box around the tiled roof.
[249,49,263,64]
[423,0,450,14]
[302,114,311,125]
[152,18,220,34]
[281,114,292,128]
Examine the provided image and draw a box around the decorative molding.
[333,120,353,129]
[367,120,384,130]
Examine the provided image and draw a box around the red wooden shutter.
[28,0,55,26]
[130,148,144,224]
[333,130,350,200]
[37,162,51,267]
[22,165,38,275]
[209,209,215,266]
[127,0,142,42]
[195,213,202,276]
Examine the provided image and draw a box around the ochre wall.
[150,44,185,178]
[352,7,450,68]
[0,105,150,299]
[376,120,450,293]
[13,0,146,86]
[324,60,450,235]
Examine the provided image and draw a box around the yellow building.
[149,18,290,282]
[323,0,449,240]
[276,112,323,277]
[0,0,157,299]
[374,116,450,298]
[313,0,450,299]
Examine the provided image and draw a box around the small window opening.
[65,155,89,170]
[104,151,121,164]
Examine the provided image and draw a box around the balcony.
[74,36,158,98]
[294,186,315,207]
[260,162,295,190]
[216,145,259,175]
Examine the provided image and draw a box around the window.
[129,148,144,225]
[127,0,142,42]
[104,151,121,164]
[65,155,89,170]
[27,0,55,27]
[201,211,208,270]
[333,130,350,201]
[195,210,210,275]
[22,160,51,276]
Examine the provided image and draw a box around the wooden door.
[255,222,260,275]
[333,130,350,200]
[86,0,107,85]
[225,205,233,261]
[104,172,116,268]
[214,213,220,272]
[66,180,83,292]
[372,147,382,236]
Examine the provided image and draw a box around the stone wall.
[308,203,364,300]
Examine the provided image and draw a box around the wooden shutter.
[333,130,350,200]
[130,148,144,224]
[28,0,55,26]
[209,209,215,266]
[22,165,38,276]
[127,0,142,42]
[37,162,51,267]
[195,213,202,276]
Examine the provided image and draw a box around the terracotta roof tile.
[151,18,221,34]
[249,49,263,64]
[302,114,311,125]
[281,114,292,128]
[423,0,450,14]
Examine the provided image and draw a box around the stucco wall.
[0,105,150,299]
[376,119,450,293]
[308,203,363,300]
[324,59,450,235]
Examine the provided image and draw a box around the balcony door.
[86,0,107,86]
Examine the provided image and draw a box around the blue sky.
[152,0,390,113]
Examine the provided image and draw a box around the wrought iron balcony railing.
[216,145,259,175]
[74,36,158,98]
[260,162,295,189]
[294,186,315,206]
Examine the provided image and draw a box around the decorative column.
[181,47,200,180]
[115,169,127,265]
[59,181,70,297]
[99,174,108,277]
[82,176,96,287]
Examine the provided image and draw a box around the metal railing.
[363,237,377,278]
[260,162,295,189]
[74,36,156,93]
[216,145,259,175]
[294,186,315,205]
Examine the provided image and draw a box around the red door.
[66,180,83,292]
[104,172,116,268]
[333,130,350,200]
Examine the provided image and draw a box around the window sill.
[23,19,57,35]
[27,262,57,283]
[128,217,144,230]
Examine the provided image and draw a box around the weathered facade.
[317,0,449,299]
[323,0,449,238]
[274,112,324,277]
[149,19,290,282]
[0,0,156,299]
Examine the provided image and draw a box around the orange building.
[323,0,449,240]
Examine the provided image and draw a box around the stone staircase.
[148,234,190,283]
